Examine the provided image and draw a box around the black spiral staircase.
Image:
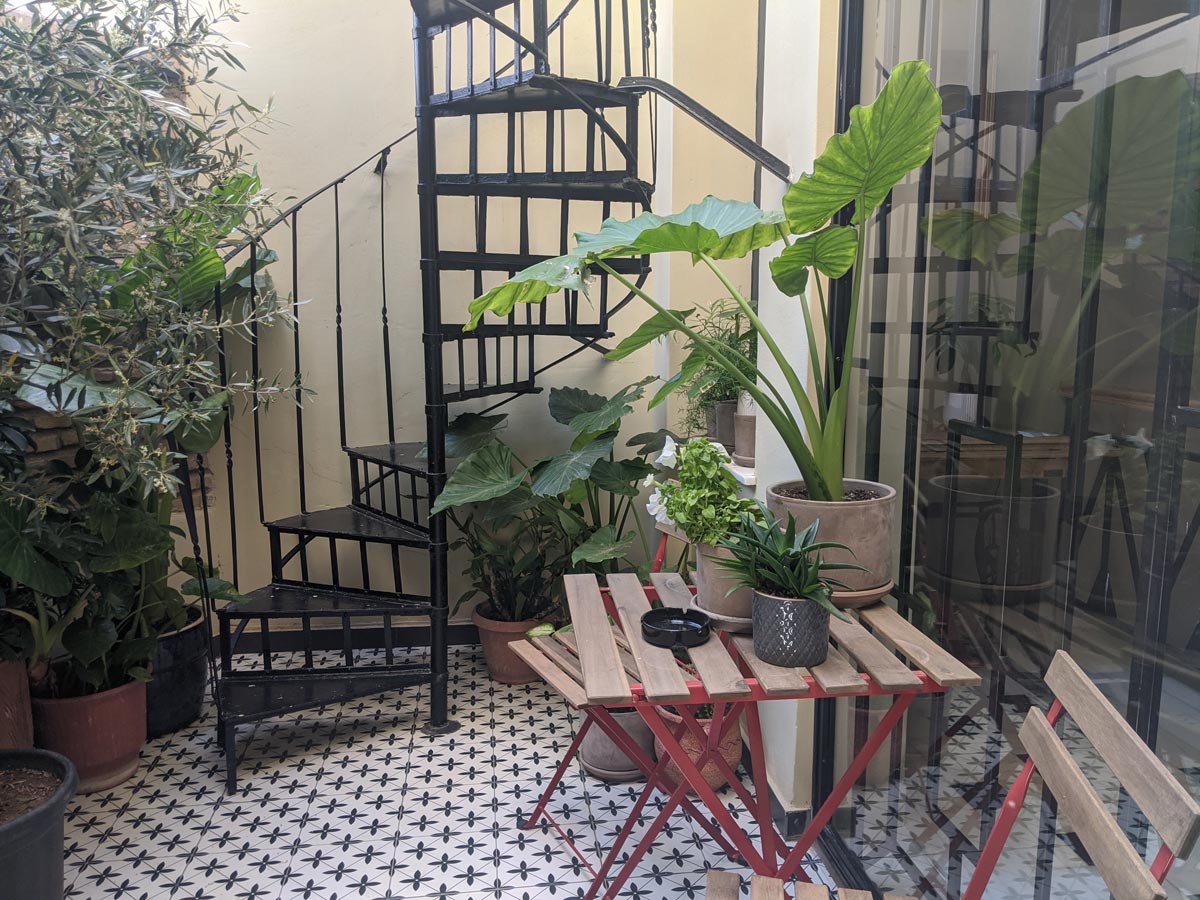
[194,0,788,792]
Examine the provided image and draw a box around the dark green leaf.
[431,445,526,514]
[531,435,615,496]
[571,525,636,565]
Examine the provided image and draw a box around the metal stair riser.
[349,455,431,531]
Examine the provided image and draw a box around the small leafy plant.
[649,439,758,547]
[714,505,863,620]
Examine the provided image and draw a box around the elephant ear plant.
[715,506,864,668]
[463,59,943,503]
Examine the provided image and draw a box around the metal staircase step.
[267,506,430,546]
[219,583,433,619]
[345,442,429,475]
[435,172,653,202]
[438,322,612,339]
[442,381,543,403]
[219,669,433,725]
[437,251,647,274]
[431,73,636,116]
[410,0,514,28]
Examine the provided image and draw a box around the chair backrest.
[966,650,1200,900]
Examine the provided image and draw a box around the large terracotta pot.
[578,708,655,782]
[0,660,33,749]
[472,605,539,685]
[767,479,897,607]
[32,679,146,793]
[693,543,752,621]
[654,707,742,792]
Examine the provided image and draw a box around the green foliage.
[651,439,758,547]
[714,505,863,620]
[433,381,660,619]
[465,61,942,500]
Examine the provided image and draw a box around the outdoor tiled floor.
[61,645,834,900]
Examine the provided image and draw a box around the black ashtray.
[641,607,711,649]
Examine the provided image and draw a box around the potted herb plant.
[463,60,943,607]
[0,748,77,899]
[716,506,862,667]
[678,300,755,452]
[647,439,760,622]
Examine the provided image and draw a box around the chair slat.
[732,636,810,696]
[1020,707,1166,900]
[652,573,751,699]
[705,870,740,900]
[532,635,587,684]
[608,573,692,702]
[790,881,832,900]
[564,574,633,705]
[1046,650,1200,858]
[858,602,979,687]
[510,640,589,709]
[831,613,922,690]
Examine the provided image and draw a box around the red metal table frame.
[521,580,967,900]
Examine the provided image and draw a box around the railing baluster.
[466,19,474,94]
[512,1,521,80]
[445,22,452,97]
[391,545,403,595]
[593,0,603,82]
[409,473,420,525]
[329,537,339,587]
[250,244,266,523]
[260,617,272,673]
[213,283,240,589]
[359,543,371,591]
[604,0,613,84]
[489,23,497,90]
[383,614,394,665]
[299,536,310,583]
[621,0,632,77]
[342,615,354,667]
[392,464,403,519]
[334,183,347,448]
[379,147,396,443]
[302,615,314,669]
[292,211,307,518]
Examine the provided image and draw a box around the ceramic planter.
[705,400,737,452]
[32,679,146,793]
[767,479,897,607]
[751,590,830,668]
[732,413,756,467]
[0,660,33,749]
[654,707,742,792]
[578,708,655,782]
[922,475,1060,595]
[0,749,77,900]
[147,606,210,738]
[472,605,540,685]
[693,543,752,623]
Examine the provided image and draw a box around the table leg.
[744,699,785,871]
[522,713,594,830]
[778,691,918,881]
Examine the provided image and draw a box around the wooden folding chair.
[706,650,1200,900]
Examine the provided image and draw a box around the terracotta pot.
[32,680,146,793]
[0,660,33,749]
[654,707,742,792]
[472,606,539,685]
[693,543,752,620]
[578,708,655,783]
[767,479,897,607]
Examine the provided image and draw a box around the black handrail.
[618,75,791,182]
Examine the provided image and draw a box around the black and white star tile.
[61,645,832,899]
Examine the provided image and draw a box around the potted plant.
[656,703,744,792]
[0,748,77,898]
[646,439,760,622]
[716,506,862,667]
[464,60,943,607]
[677,300,755,452]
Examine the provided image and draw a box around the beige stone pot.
[767,479,897,607]
[693,543,752,620]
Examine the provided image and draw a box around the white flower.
[646,487,673,525]
[655,434,678,468]
[642,473,657,488]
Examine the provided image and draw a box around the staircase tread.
[268,506,430,545]
[435,172,653,201]
[219,669,433,724]
[345,442,428,474]
[222,584,432,618]
[436,251,647,273]
[443,382,543,402]
[431,73,635,115]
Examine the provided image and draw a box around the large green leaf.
[548,386,605,428]
[88,508,173,573]
[0,503,71,597]
[589,457,655,497]
[445,412,507,458]
[62,618,118,666]
[770,226,859,296]
[466,198,787,329]
[571,525,636,565]
[563,378,654,436]
[649,345,707,409]
[922,209,1022,266]
[1019,71,1199,230]
[605,308,693,361]
[531,435,615,496]
[783,59,941,232]
[431,444,526,514]
[16,364,153,413]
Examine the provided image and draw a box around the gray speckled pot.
[751,590,830,668]
[767,479,896,602]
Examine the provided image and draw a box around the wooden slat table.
[515,575,981,900]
